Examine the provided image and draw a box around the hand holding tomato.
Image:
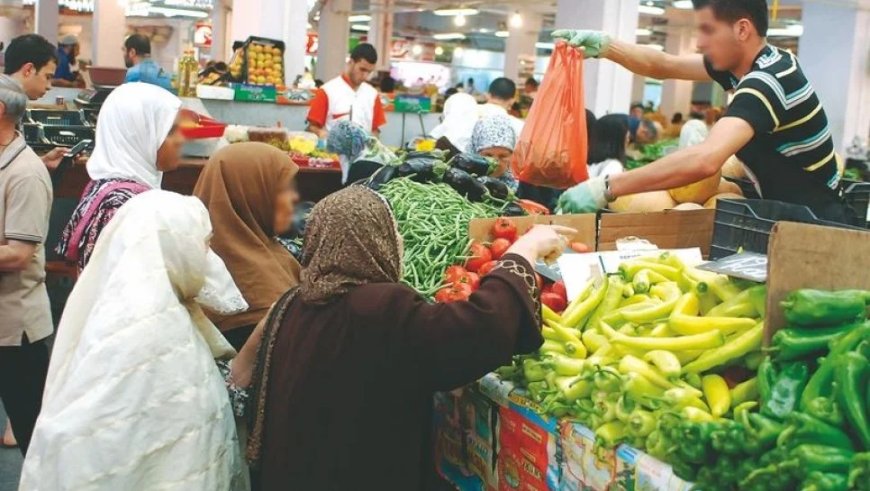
[507,225,576,265]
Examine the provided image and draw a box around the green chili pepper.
[804,396,845,427]
[759,358,810,419]
[522,359,548,383]
[791,444,854,474]
[777,412,855,450]
[730,376,759,407]
[781,289,870,327]
[832,352,870,449]
[771,323,857,361]
[828,322,870,356]
[848,452,870,491]
[800,471,848,491]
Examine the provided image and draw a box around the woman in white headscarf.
[56,82,184,269]
[431,92,479,153]
[21,190,249,491]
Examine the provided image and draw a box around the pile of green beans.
[379,177,506,295]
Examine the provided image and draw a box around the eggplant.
[451,153,496,177]
[396,157,443,183]
[477,176,511,200]
[366,164,398,190]
[501,202,527,217]
[443,168,487,202]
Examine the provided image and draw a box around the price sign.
[698,251,768,283]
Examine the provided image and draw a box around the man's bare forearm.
[604,40,711,81]
[609,145,722,197]
[0,242,35,272]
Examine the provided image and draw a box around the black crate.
[82,108,100,127]
[843,180,870,228]
[710,198,860,259]
[27,109,86,126]
[41,125,95,146]
[22,123,46,145]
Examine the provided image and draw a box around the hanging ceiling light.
[453,46,464,57]
[433,32,467,41]
[435,46,444,56]
[535,42,555,50]
[348,15,372,22]
[351,24,370,32]
[454,14,467,27]
[636,28,652,36]
[767,24,804,37]
[433,8,479,16]
[494,30,509,38]
[412,44,423,55]
[643,43,665,51]
[509,11,523,28]
[638,4,665,15]
[672,0,694,8]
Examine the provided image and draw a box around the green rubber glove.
[551,29,612,58]
[557,176,609,214]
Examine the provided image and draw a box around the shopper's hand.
[551,30,611,58]
[41,147,67,171]
[557,177,609,214]
[508,225,575,266]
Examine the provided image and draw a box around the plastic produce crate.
[723,177,761,199]
[41,126,95,146]
[27,109,86,126]
[710,198,859,259]
[23,123,46,145]
[82,108,100,127]
[842,180,870,228]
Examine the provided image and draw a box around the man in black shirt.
[555,0,850,222]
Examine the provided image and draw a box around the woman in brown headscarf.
[193,142,301,350]
[233,186,573,491]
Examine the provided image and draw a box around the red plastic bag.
[511,42,588,189]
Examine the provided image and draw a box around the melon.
[717,179,743,196]
[721,156,747,179]
[704,192,745,209]
[609,191,677,213]
[669,170,722,204]
[672,202,705,211]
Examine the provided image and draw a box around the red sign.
[306,33,318,55]
[194,22,212,48]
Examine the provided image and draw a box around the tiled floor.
[0,404,22,491]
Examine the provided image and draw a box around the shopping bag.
[511,41,588,189]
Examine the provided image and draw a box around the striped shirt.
[706,45,840,210]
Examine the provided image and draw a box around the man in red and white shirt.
[307,43,387,138]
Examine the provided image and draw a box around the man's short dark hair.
[124,34,152,55]
[692,0,769,36]
[488,77,517,101]
[630,103,644,111]
[3,34,57,75]
[350,43,377,64]
[525,77,539,88]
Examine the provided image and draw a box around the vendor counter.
[37,88,444,148]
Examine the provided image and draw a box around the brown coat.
[257,258,542,490]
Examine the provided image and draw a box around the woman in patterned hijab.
[471,114,518,191]
[235,185,572,491]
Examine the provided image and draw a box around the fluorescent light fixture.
[433,8,479,16]
[435,46,444,56]
[453,47,465,57]
[509,12,523,28]
[454,14,467,27]
[535,42,555,50]
[433,32,466,41]
[412,44,423,55]
[477,28,491,33]
[643,43,665,51]
[673,0,694,8]
[351,24,370,32]
[638,5,665,15]
[636,28,652,36]
[348,15,371,22]
[148,6,208,18]
[768,24,804,37]
[494,30,509,38]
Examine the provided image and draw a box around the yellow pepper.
[702,374,731,417]
[560,278,594,321]
[619,260,680,281]
[541,325,559,341]
[643,350,682,379]
[541,304,563,324]
[620,294,653,308]
[682,322,764,374]
[562,280,608,329]
[632,268,652,294]
[649,322,674,337]
[611,329,725,351]
[618,355,675,389]
[581,329,609,353]
[669,314,758,336]
[681,406,715,422]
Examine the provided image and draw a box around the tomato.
[465,243,493,273]
[491,217,518,242]
[477,260,497,277]
[438,282,473,302]
[490,238,512,260]
[444,265,468,284]
[570,241,591,253]
[461,272,481,290]
[541,282,553,295]
[541,292,567,313]
[551,280,567,301]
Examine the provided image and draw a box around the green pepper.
[741,412,785,452]
[739,447,802,491]
[710,420,749,456]
[781,289,870,327]
[674,421,716,464]
[848,452,870,491]
[778,412,855,450]
[772,323,857,361]
[828,322,870,356]
[804,396,845,427]
[799,471,848,491]
[759,358,810,419]
[801,357,837,411]
[522,359,548,382]
[791,444,854,474]
[832,352,870,449]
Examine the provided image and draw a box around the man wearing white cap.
[52,34,81,88]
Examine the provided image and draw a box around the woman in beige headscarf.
[193,142,301,350]
[233,186,573,491]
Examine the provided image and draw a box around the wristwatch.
[603,176,617,203]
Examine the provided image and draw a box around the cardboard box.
[559,422,616,490]
[765,221,870,341]
[498,405,561,490]
[598,209,715,257]
[468,214,597,247]
[467,433,498,490]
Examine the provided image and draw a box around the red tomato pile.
[435,218,518,303]
[540,279,568,313]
